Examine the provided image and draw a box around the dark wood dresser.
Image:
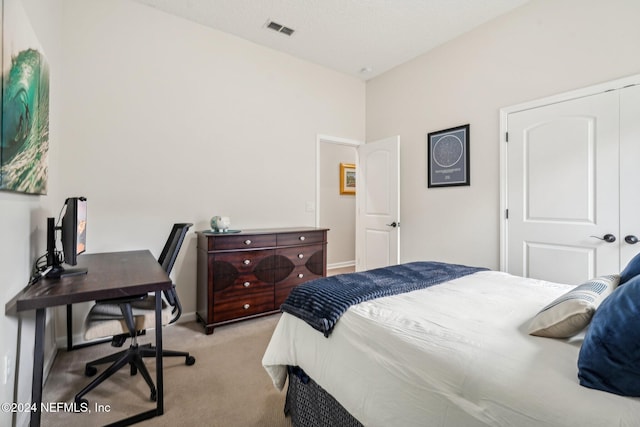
[196,227,328,334]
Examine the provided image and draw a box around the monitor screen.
[43,197,88,279]
[61,197,87,266]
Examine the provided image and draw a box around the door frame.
[499,73,640,271]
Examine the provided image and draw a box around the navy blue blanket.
[281,261,488,337]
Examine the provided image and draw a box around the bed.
[262,262,640,427]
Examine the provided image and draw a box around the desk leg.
[155,290,164,415]
[30,308,45,427]
[66,304,73,352]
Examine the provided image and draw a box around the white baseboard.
[177,311,197,324]
[328,260,355,270]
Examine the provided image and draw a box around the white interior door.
[355,136,400,271]
[506,91,619,284]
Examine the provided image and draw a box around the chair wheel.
[150,390,157,402]
[186,356,196,366]
[85,366,97,376]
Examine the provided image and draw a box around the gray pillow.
[528,274,619,338]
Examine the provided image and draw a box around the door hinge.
[505,209,509,219]
[505,132,509,142]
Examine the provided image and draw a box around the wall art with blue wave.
[1,0,50,195]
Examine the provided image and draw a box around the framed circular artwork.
[426,124,470,187]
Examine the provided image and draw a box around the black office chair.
[75,223,196,405]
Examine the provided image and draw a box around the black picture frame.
[427,124,470,188]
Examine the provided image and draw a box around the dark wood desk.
[5,250,172,427]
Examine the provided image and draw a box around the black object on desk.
[5,250,172,427]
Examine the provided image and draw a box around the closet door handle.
[625,235,639,244]
[590,234,616,243]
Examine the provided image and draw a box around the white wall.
[57,0,365,340]
[319,141,356,267]
[366,0,640,269]
[0,0,63,425]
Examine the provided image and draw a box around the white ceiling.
[134,0,530,80]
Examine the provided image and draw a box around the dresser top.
[197,227,328,236]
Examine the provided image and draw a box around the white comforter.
[262,271,640,426]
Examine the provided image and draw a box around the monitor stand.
[44,217,88,279]
[45,266,88,280]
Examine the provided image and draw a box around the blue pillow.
[577,274,640,396]
[620,251,640,285]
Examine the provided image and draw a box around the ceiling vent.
[266,20,295,36]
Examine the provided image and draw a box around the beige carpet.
[41,314,292,427]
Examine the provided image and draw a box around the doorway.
[316,135,361,270]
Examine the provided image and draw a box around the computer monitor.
[45,197,88,279]
[61,197,87,265]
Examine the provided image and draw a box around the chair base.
[75,343,195,405]
[139,344,196,366]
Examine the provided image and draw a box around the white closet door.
[620,85,640,267]
[506,91,619,284]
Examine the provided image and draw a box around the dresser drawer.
[277,230,325,246]
[208,233,277,251]
[277,244,324,266]
[213,250,275,269]
[275,265,323,308]
[213,291,275,323]
[214,274,274,299]
[211,249,275,280]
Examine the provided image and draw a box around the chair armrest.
[164,285,182,324]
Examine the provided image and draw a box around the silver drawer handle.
[298,253,304,259]
[299,236,306,241]
[297,273,304,279]
[243,259,251,265]
[244,239,252,245]
[243,281,251,287]
[243,304,250,310]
